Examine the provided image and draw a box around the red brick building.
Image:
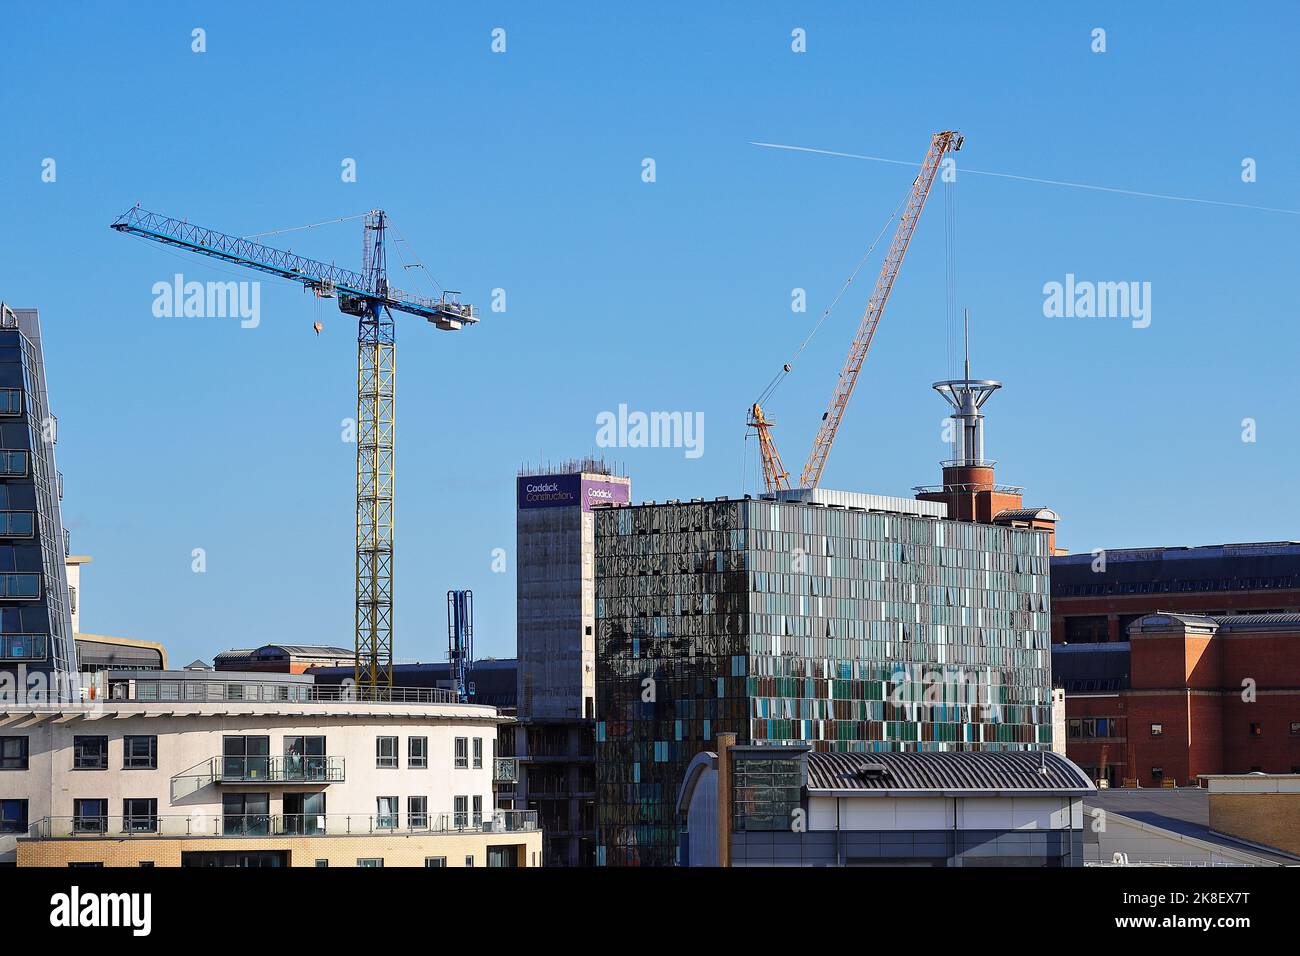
[1051,542,1300,645]
[1057,612,1300,787]
[1050,542,1300,786]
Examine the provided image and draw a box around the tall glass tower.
[0,305,76,695]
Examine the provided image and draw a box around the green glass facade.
[594,497,1052,866]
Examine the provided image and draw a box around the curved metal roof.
[804,750,1094,793]
[993,507,1059,522]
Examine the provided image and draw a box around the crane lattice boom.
[112,206,478,692]
[791,130,962,490]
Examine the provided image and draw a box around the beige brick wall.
[17,830,542,868]
[1208,793,1300,856]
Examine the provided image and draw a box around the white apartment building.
[0,669,540,867]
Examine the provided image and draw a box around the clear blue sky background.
[2,2,1296,664]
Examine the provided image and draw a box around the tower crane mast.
[111,206,479,693]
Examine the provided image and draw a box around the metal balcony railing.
[112,679,461,705]
[27,810,540,840]
[169,755,345,801]
[217,755,346,784]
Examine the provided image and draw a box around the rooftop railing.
[27,810,539,840]
[109,680,461,706]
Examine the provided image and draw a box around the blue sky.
[1,2,1297,663]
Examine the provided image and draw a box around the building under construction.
[515,459,631,866]
[594,371,1063,865]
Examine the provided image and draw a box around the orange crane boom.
[798,129,962,488]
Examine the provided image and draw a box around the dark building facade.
[0,305,75,693]
[595,492,1054,867]
[309,658,519,711]
[1051,542,1300,645]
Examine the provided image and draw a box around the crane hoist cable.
[242,212,371,240]
[748,130,963,494]
[752,202,902,412]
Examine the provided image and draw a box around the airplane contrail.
[750,141,1300,216]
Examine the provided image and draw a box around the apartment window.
[357,858,384,868]
[473,737,483,769]
[454,737,468,769]
[0,736,27,770]
[123,798,157,833]
[283,735,326,780]
[222,793,269,836]
[139,862,155,868]
[0,451,27,477]
[453,795,468,829]
[0,634,45,661]
[424,857,446,868]
[73,798,107,833]
[407,796,428,829]
[408,736,428,769]
[376,796,398,830]
[0,388,21,415]
[0,799,27,833]
[465,855,474,867]
[123,735,157,770]
[1150,723,1163,738]
[472,795,483,828]
[1249,722,1263,738]
[377,736,398,769]
[222,736,269,780]
[314,860,329,868]
[0,574,39,599]
[0,511,34,537]
[72,735,108,770]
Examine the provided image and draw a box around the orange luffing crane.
[749,130,963,493]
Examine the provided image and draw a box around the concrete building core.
[517,461,631,720]
[515,459,630,867]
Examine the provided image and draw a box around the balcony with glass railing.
[170,755,345,801]
[26,810,540,840]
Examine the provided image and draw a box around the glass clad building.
[594,494,1052,866]
[0,305,76,687]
